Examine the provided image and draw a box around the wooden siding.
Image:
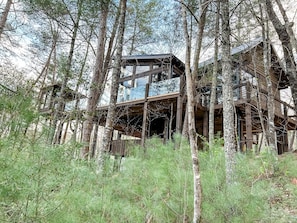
[110,139,141,156]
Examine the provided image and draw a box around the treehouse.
[97,54,186,149]
[39,83,86,116]
[96,39,297,155]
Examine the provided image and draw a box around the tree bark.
[181,1,202,222]
[71,28,93,143]
[0,0,12,39]
[274,0,297,52]
[97,0,127,173]
[265,0,297,115]
[209,1,220,145]
[221,0,236,185]
[51,0,83,145]
[260,3,277,152]
[191,0,209,81]
[81,1,110,158]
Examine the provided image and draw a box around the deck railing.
[199,82,296,120]
[117,77,180,103]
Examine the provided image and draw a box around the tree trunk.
[97,0,127,173]
[274,0,297,52]
[71,29,92,143]
[191,0,209,82]
[260,3,277,152]
[221,0,236,185]
[181,1,202,222]
[81,1,110,158]
[209,1,220,145]
[51,0,83,145]
[265,0,297,115]
[0,0,12,39]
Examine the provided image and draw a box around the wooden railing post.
[141,84,149,147]
[245,82,253,150]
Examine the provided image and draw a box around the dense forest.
[1,0,297,222]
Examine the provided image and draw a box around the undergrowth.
[0,135,297,222]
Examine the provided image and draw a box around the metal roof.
[199,37,263,67]
[121,53,185,69]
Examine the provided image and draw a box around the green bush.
[0,136,194,222]
[200,139,270,222]
[1,133,297,222]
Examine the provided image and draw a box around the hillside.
[1,136,297,222]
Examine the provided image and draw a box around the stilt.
[141,84,149,147]
[163,117,169,143]
[169,103,174,139]
[245,104,253,150]
[203,110,208,140]
[176,95,183,133]
[245,83,253,150]
[283,105,289,152]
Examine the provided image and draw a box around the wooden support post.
[283,105,289,153]
[245,82,253,150]
[141,84,149,147]
[169,103,174,139]
[176,96,183,133]
[176,74,184,134]
[245,104,253,150]
[203,110,209,140]
[163,118,169,143]
[237,111,244,151]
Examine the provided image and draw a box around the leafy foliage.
[0,88,37,138]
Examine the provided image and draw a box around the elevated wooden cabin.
[39,83,86,116]
[97,54,186,147]
[96,39,296,155]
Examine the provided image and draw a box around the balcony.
[117,77,180,103]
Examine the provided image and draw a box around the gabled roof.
[199,38,263,67]
[198,38,289,88]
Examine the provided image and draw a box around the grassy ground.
[0,136,297,222]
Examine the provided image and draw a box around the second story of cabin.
[117,54,185,103]
[197,39,292,116]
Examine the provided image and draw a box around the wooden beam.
[283,105,289,153]
[244,82,253,150]
[176,95,183,133]
[141,84,149,147]
[169,103,174,139]
[245,104,253,150]
[203,111,208,140]
[119,67,166,82]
